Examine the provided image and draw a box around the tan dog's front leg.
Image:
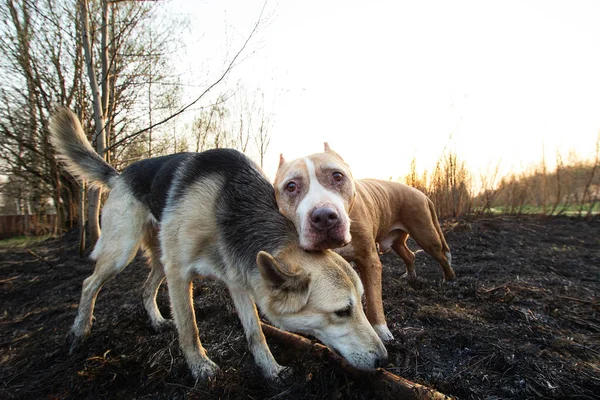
[165,264,220,381]
[355,249,394,341]
[229,287,287,380]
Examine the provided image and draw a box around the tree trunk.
[79,0,107,245]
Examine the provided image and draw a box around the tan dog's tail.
[428,198,450,254]
[50,107,118,189]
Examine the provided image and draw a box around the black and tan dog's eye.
[334,305,352,318]
[286,181,297,192]
[332,172,343,182]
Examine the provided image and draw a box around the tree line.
[402,137,600,220]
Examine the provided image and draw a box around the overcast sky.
[166,0,600,181]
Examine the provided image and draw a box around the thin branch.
[105,0,267,153]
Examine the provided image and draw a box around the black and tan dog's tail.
[50,107,119,189]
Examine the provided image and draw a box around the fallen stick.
[0,275,20,284]
[557,295,599,306]
[26,249,54,267]
[261,322,452,400]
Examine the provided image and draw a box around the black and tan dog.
[50,109,387,381]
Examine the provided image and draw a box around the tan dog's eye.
[334,305,352,318]
[285,182,297,192]
[332,172,343,182]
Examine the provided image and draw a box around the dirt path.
[1,215,599,399]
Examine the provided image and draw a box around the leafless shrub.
[402,148,472,219]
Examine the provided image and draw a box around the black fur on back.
[121,153,192,220]
[170,149,297,268]
[121,148,297,269]
[215,152,298,268]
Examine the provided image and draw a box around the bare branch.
[106,0,267,153]
[261,323,451,400]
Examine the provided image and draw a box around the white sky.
[166,0,600,182]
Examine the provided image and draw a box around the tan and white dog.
[50,109,387,382]
[274,143,456,341]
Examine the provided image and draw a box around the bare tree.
[254,92,272,169]
[475,161,503,217]
[0,0,266,246]
[192,101,231,152]
[0,0,83,232]
[78,0,107,244]
[580,133,600,218]
[549,152,564,216]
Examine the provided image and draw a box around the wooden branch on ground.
[261,322,452,400]
[26,249,54,267]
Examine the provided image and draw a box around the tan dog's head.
[274,143,355,250]
[254,248,388,370]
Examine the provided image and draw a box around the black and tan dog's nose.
[375,355,389,368]
[310,206,339,230]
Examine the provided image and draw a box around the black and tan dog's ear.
[257,251,287,287]
[278,153,286,168]
[256,251,310,313]
[324,142,332,152]
[257,251,308,289]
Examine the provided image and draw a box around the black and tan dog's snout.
[375,353,389,369]
[347,347,389,371]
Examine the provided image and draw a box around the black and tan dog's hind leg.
[51,107,171,351]
[141,224,173,332]
[67,183,149,352]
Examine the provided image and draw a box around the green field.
[0,235,54,249]
[483,202,599,216]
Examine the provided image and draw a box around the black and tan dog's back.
[50,108,387,381]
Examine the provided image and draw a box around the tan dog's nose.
[310,206,339,230]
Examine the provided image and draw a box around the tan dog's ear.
[324,142,348,165]
[279,153,286,168]
[256,251,310,313]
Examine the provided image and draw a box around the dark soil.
[1,215,599,399]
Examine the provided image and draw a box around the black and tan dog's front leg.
[229,287,289,381]
[165,262,220,381]
[355,244,394,342]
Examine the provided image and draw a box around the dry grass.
[401,136,600,219]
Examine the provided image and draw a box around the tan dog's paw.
[443,277,458,285]
[400,271,417,281]
[444,274,458,283]
[373,324,394,342]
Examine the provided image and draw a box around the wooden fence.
[0,214,57,240]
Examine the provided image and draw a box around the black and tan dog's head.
[253,247,388,370]
[274,143,356,251]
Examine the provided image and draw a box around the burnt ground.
[1,215,599,399]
